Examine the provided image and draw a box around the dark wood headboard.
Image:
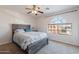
[12,24,30,41]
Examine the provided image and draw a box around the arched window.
[49,16,65,24]
[48,16,72,35]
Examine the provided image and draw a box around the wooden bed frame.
[12,24,48,54]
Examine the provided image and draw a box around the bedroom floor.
[37,41,79,54]
[0,43,24,54]
[0,40,79,54]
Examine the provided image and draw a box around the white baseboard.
[0,40,12,45]
[50,39,79,47]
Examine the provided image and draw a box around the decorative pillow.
[15,29,25,33]
[24,29,32,32]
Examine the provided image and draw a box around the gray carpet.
[36,41,79,54]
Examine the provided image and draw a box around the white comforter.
[13,31,48,50]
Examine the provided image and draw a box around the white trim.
[0,40,12,45]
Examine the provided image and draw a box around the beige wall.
[0,8,36,45]
[36,10,79,46]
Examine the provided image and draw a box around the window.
[48,16,72,35]
[48,24,58,34]
[49,16,65,24]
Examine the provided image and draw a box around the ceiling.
[0,5,79,17]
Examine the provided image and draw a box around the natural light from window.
[48,16,72,35]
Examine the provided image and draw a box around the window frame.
[48,23,72,35]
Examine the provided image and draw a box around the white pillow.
[15,29,25,33]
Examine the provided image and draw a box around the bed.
[12,24,48,54]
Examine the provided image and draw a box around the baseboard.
[50,40,79,47]
[0,41,12,45]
